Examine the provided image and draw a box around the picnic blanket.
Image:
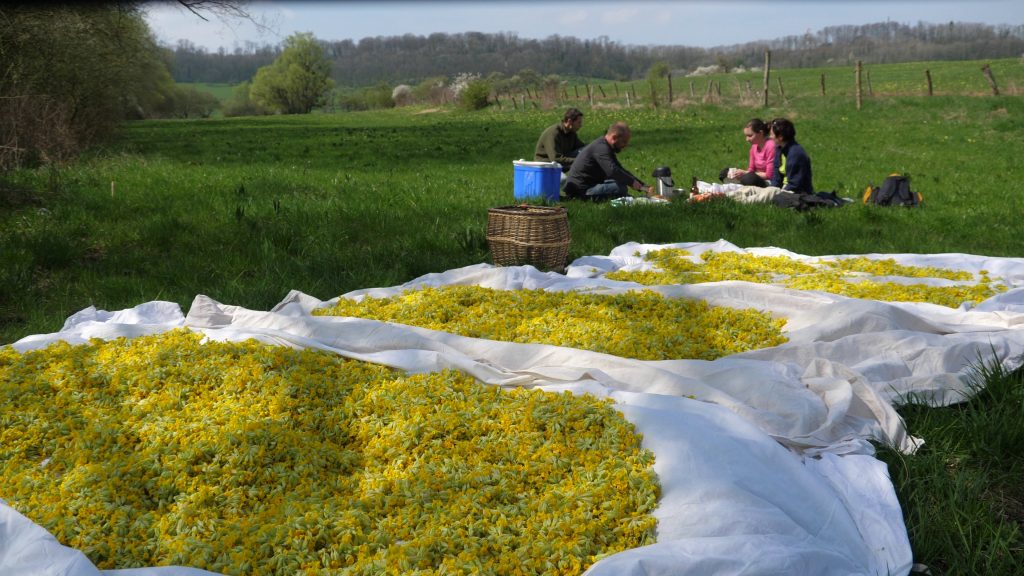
[9,239,1024,576]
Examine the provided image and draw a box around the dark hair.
[770,118,796,141]
[746,118,769,136]
[563,107,584,123]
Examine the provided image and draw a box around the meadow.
[2,57,1023,573]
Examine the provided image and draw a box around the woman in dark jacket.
[769,118,814,194]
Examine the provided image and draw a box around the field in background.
[525,57,1024,110]
[2,57,1023,574]
[3,61,1023,344]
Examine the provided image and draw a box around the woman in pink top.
[721,118,776,187]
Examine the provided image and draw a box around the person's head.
[562,107,584,132]
[770,118,796,144]
[605,121,631,152]
[744,118,769,145]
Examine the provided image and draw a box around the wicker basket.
[486,205,571,272]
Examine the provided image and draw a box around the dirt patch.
[414,108,446,115]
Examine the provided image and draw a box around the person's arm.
[592,141,644,189]
[770,147,783,188]
[759,140,776,180]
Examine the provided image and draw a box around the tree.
[222,81,270,117]
[0,5,177,169]
[458,79,491,111]
[250,33,335,114]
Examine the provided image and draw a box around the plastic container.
[513,160,561,202]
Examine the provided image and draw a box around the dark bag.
[772,191,845,212]
[864,174,921,207]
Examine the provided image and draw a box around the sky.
[143,0,1024,52]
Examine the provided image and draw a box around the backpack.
[863,174,922,207]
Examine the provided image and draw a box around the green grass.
[2,57,1024,574]
[876,357,1024,574]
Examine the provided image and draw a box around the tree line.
[166,21,1024,87]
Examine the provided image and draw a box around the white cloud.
[600,7,643,27]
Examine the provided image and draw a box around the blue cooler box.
[513,161,561,202]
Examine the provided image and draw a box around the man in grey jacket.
[563,121,652,200]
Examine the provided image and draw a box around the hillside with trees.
[165,21,1024,87]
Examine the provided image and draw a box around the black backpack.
[864,174,922,207]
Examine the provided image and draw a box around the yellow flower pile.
[1,330,659,575]
[606,249,1004,308]
[314,286,788,360]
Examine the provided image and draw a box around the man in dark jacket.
[534,107,586,172]
[563,121,652,200]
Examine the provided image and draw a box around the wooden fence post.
[614,83,620,97]
[649,81,658,108]
[588,85,594,107]
[762,50,771,107]
[925,69,933,96]
[867,70,873,96]
[981,63,1000,95]
[667,72,674,105]
[598,85,606,98]
[776,77,786,104]
[820,73,826,96]
[689,80,695,98]
[855,60,862,110]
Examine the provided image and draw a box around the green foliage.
[155,85,220,119]
[222,81,270,117]
[336,82,396,111]
[412,76,448,105]
[250,32,335,114]
[0,5,175,169]
[459,80,492,111]
[646,61,671,82]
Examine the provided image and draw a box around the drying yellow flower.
[314,286,788,360]
[607,249,1004,307]
[1,330,659,575]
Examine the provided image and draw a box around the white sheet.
[10,240,1024,576]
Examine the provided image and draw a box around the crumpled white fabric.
[10,239,1024,576]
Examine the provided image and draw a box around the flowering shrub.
[606,249,1004,308]
[1,330,659,575]
[314,286,788,360]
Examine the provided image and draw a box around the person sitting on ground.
[769,117,814,194]
[563,121,653,201]
[534,107,586,173]
[720,118,776,187]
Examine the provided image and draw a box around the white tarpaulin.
[8,240,1024,576]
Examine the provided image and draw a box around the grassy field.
[2,57,1023,573]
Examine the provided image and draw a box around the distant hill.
[165,20,1024,87]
